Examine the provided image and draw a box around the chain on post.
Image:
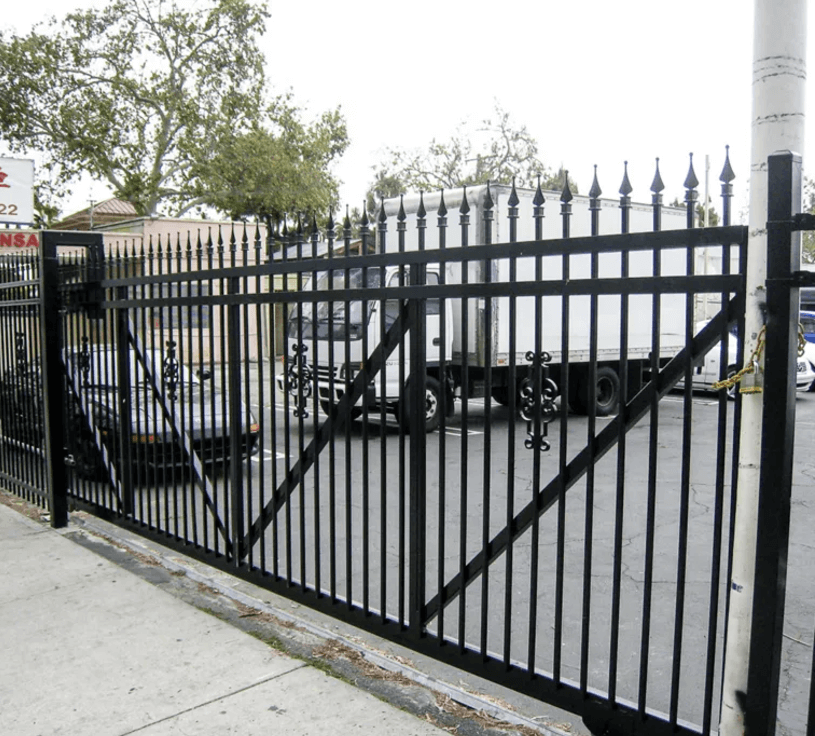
[712,326,765,395]
[711,324,807,396]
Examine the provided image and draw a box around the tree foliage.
[366,102,576,210]
[191,100,348,221]
[669,197,720,227]
[0,0,348,221]
[804,177,815,264]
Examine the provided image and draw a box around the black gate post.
[227,273,244,566]
[39,232,67,527]
[746,150,802,735]
[408,198,428,639]
[115,283,134,517]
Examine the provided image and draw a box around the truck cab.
[279,265,453,431]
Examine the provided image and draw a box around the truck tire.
[490,386,510,406]
[320,400,363,422]
[570,366,620,417]
[399,376,441,433]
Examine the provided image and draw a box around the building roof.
[52,198,139,231]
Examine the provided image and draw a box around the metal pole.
[719,2,807,733]
[39,231,67,527]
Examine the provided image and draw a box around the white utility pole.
[719,1,807,733]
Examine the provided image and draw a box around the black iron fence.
[0,248,46,505]
[2,152,814,735]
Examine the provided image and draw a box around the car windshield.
[287,268,381,341]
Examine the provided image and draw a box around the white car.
[802,340,815,392]
[687,321,815,398]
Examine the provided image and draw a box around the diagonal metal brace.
[421,295,744,625]
[126,321,230,544]
[239,300,412,560]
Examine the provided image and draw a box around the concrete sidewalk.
[0,498,453,736]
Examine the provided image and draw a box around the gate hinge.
[793,212,815,231]
[766,271,815,288]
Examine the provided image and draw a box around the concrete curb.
[67,509,576,736]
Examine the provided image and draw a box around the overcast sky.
[5,0,814,221]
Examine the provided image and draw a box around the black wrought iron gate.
[5,152,815,735]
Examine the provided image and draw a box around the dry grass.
[312,639,415,686]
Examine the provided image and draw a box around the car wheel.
[69,431,104,481]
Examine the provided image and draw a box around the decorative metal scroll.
[162,340,180,402]
[15,332,26,374]
[519,351,557,452]
[285,343,313,419]
[79,336,91,388]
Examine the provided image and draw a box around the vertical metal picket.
[408,194,428,640]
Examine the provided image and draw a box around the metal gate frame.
[54,170,748,736]
[8,152,815,735]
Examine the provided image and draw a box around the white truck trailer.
[283,184,699,430]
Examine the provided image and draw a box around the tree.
[366,102,576,209]
[803,177,815,264]
[670,197,720,227]
[191,102,348,221]
[0,0,347,220]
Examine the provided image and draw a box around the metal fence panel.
[4,153,786,736]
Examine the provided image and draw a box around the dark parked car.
[0,345,260,478]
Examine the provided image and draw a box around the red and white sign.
[0,230,39,248]
[0,157,35,226]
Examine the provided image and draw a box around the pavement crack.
[116,663,308,735]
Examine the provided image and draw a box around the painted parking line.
[442,427,483,437]
[251,449,289,463]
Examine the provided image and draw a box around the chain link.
[710,323,807,393]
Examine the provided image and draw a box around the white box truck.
[282,184,697,430]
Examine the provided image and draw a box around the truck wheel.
[570,366,620,416]
[320,400,363,422]
[399,376,441,433]
[490,386,510,406]
[594,367,620,416]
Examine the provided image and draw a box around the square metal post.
[39,232,68,527]
[746,150,802,735]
